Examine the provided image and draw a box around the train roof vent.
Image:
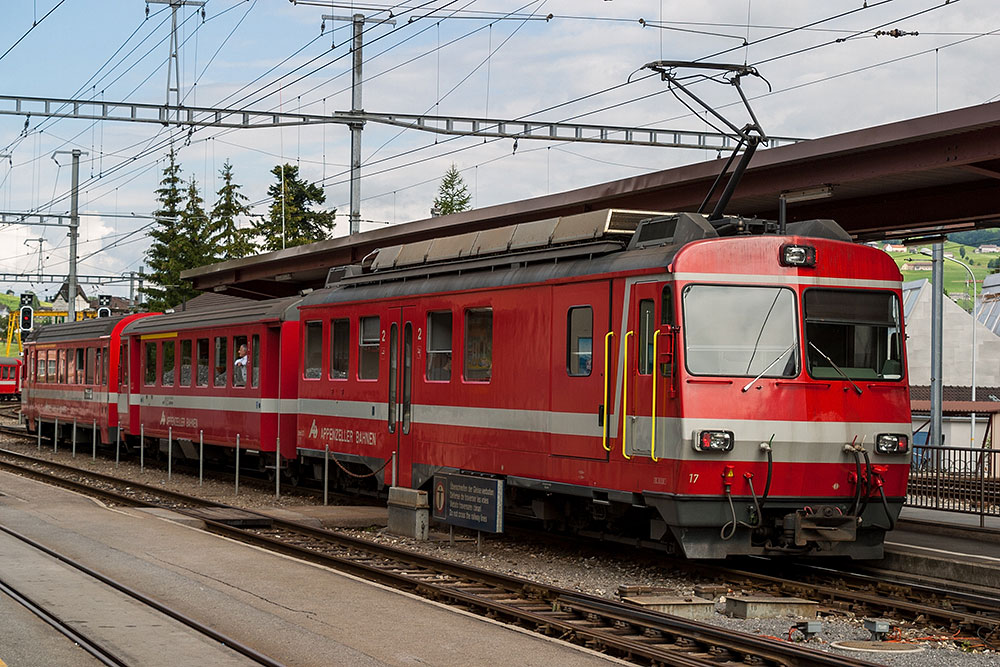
[628,212,718,250]
[368,208,668,273]
[784,219,852,242]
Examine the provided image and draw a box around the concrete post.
[53,417,58,453]
[91,420,96,460]
[168,426,172,480]
[235,434,240,496]
[37,416,41,450]
[930,243,943,448]
[199,430,204,485]
[71,419,76,457]
[324,445,329,506]
[115,424,120,467]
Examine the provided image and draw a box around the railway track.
[0,443,875,667]
[2,422,997,656]
[0,523,282,666]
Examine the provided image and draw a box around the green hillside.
[886,241,995,312]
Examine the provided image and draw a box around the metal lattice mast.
[146,0,206,124]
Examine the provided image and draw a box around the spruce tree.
[144,150,186,311]
[432,164,471,215]
[252,164,336,252]
[210,160,255,259]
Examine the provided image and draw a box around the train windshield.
[682,285,799,378]
[804,289,903,381]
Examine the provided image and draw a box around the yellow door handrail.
[650,329,660,462]
[602,331,614,452]
[622,330,634,460]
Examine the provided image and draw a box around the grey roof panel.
[122,296,301,335]
[24,315,135,344]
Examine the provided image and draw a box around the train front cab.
[631,233,911,559]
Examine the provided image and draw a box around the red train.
[21,209,911,558]
[0,356,22,401]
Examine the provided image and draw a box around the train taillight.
[780,244,816,267]
[875,433,908,454]
[694,430,734,452]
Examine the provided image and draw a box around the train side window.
[144,342,156,386]
[36,351,45,383]
[120,343,128,386]
[567,307,593,377]
[426,311,452,381]
[464,308,493,382]
[86,348,96,385]
[95,348,103,385]
[251,334,260,388]
[637,299,655,375]
[214,337,228,387]
[50,352,58,383]
[179,340,192,386]
[57,350,66,383]
[196,338,209,387]
[233,335,248,387]
[75,348,84,384]
[102,346,109,385]
[661,285,674,326]
[359,316,380,380]
[161,341,175,386]
[330,318,350,379]
[304,322,322,380]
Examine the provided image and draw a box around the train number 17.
[688,473,699,484]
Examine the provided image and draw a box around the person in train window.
[234,343,248,387]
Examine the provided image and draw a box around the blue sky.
[1,0,999,300]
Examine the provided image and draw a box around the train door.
[550,281,612,460]
[623,281,677,460]
[387,305,417,487]
[117,340,130,441]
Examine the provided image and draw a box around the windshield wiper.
[808,341,863,395]
[741,343,796,393]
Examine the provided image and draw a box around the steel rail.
[0,575,128,666]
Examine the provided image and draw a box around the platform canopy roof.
[183,101,1000,299]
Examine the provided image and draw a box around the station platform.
[879,506,1000,588]
[0,471,624,667]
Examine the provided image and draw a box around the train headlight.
[780,244,816,267]
[694,430,734,453]
[875,433,909,454]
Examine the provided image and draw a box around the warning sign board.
[431,472,504,533]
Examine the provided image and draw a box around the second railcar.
[0,356,22,401]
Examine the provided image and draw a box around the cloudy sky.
[0,0,998,299]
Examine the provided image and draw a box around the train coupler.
[784,505,857,547]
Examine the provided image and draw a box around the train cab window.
[426,311,452,381]
[161,341,175,386]
[359,316,380,380]
[804,289,903,381]
[233,335,248,387]
[57,350,66,383]
[196,338,209,387]
[637,300,655,375]
[330,319,350,379]
[251,334,260,388]
[179,340,192,386]
[464,308,493,382]
[304,322,322,380]
[144,342,157,386]
[214,337,228,387]
[682,285,798,378]
[567,307,593,377]
[36,351,46,383]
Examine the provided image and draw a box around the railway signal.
[19,305,32,332]
[97,294,112,318]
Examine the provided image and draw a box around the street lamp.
[921,249,978,446]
